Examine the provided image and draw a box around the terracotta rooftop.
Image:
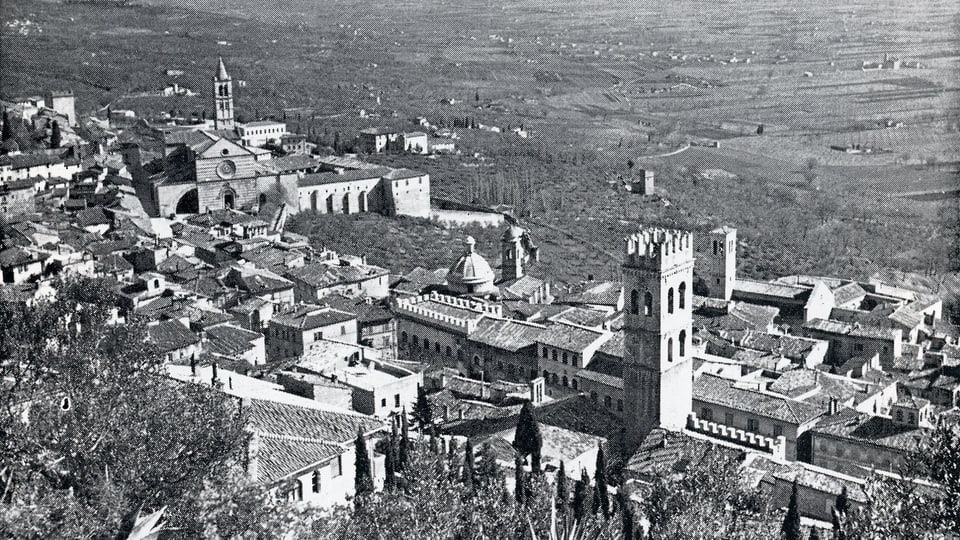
[468,317,546,352]
[536,321,610,353]
[694,373,824,424]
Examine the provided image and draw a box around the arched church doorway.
[222,187,236,209]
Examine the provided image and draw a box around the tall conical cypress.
[49,120,61,149]
[1,109,11,142]
[354,428,374,496]
[619,488,634,540]
[556,460,568,515]
[514,454,526,506]
[835,486,850,517]
[413,385,433,429]
[782,479,802,540]
[593,444,609,518]
[384,438,396,491]
[462,439,475,493]
[573,468,592,523]
[398,407,409,471]
[513,401,542,473]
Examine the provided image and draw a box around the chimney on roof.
[211,362,220,386]
[190,355,198,378]
[828,397,838,415]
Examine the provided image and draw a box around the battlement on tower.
[623,228,694,271]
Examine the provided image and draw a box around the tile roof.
[832,282,867,305]
[255,434,343,484]
[694,373,824,424]
[245,398,384,444]
[731,331,822,362]
[549,306,611,329]
[298,167,391,187]
[536,322,609,353]
[734,279,808,299]
[272,305,357,330]
[267,154,320,173]
[499,274,545,300]
[575,368,623,389]
[0,247,37,266]
[147,320,199,353]
[813,409,928,452]
[558,281,622,307]
[803,318,900,341]
[285,261,389,288]
[596,330,625,359]
[74,207,111,228]
[318,294,393,324]
[468,318,546,352]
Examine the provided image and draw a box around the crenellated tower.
[622,228,694,444]
[213,57,235,130]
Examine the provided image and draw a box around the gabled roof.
[468,318,546,352]
[694,373,824,425]
[298,167,391,188]
[245,398,383,445]
[285,261,389,288]
[255,434,343,484]
[147,320,200,353]
[832,282,867,305]
[536,321,609,353]
[271,305,357,330]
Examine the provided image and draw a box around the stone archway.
[222,186,237,209]
[175,188,199,214]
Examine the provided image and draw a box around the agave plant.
[126,507,167,540]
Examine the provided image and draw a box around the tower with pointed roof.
[213,57,235,130]
[622,228,694,444]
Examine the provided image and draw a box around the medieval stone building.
[622,228,694,444]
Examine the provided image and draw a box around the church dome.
[447,236,496,294]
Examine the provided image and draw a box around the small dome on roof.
[446,237,496,295]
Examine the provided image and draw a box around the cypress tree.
[354,428,374,496]
[50,120,61,149]
[398,406,409,471]
[478,443,500,487]
[429,425,440,454]
[835,486,850,517]
[1,109,11,142]
[514,454,526,506]
[462,439,475,493]
[556,460,568,515]
[573,469,592,523]
[593,444,609,519]
[475,89,480,102]
[619,488,634,540]
[782,479,802,540]
[513,401,543,473]
[384,438,396,491]
[808,527,821,540]
[413,385,433,429]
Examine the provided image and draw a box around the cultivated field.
[3,0,959,298]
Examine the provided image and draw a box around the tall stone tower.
[694,226,737,301]
[213,57,235,130]
[622,228,694,445]
[500,225,526,281]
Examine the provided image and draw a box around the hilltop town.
[1,52,959,538]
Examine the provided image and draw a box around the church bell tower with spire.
[213,57,235,130]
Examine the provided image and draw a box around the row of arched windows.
[400,331,461,360]
[629,282,687,316]
[665,330,688,362]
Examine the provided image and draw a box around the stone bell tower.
[213,57,235,130]
[622,228,694,444]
